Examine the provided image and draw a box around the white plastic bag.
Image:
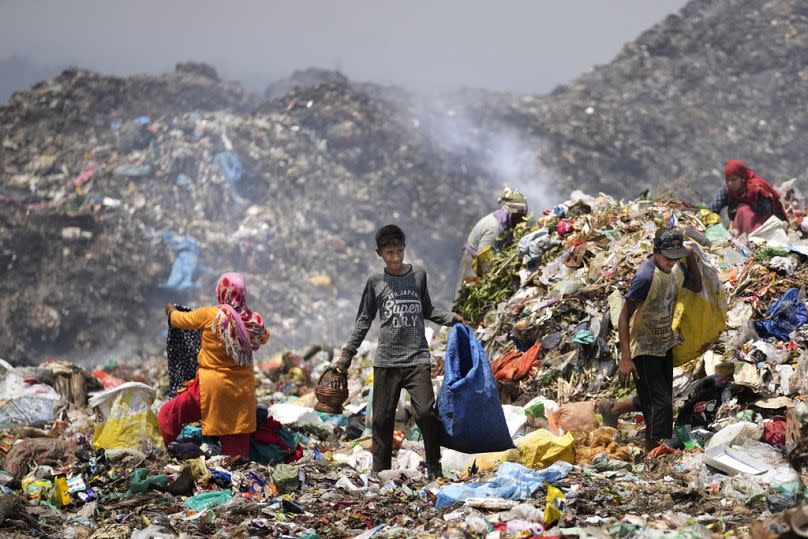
[0,360,60,426]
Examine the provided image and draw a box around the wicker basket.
[314,367,349,414]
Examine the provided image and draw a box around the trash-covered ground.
[2,186,808,538]
[5,0,808,535]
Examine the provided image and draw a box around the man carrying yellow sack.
[600,228,702,454]
[455,186,528,298]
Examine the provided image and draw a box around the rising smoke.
[408,97,563,213]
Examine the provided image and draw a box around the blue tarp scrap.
[753,288,808,341]
[517,229,552,266]
[213,151,243,183]
[161,231,200,291]
[112,163,152,177]
[435,461,573,509]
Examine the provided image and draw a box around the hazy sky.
[0,0,687,94]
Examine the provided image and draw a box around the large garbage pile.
[443,185,808,533]
[453,0,808,199]
[5,0,808,365]
[2,188,808,538]
[0,65,496,364]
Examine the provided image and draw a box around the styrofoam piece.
[703,445,769,476]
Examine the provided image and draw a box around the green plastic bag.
[128,467,168,494]
[184,490,233,511]
[272,464,300,494]
[704,223,731,243]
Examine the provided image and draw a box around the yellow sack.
[88,382,165,453]
[672,246,727,367]
[516,428,575,469]
[470,448,521,473]
[471,245,494,276]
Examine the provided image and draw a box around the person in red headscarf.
[706,160,787,235]
[157,272,269,458]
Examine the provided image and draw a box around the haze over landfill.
[2,1,808,538]
[0,1,699,363]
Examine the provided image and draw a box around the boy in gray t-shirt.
[333,224,464,478]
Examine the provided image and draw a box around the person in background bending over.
[455,186,528,297]
[707,159,787,235]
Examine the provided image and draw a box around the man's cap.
[653,228,688,259]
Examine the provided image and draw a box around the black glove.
[332,352,353,373]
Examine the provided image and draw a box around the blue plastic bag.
[754,288,808,341]
[214,151,243,183]
[435,461,572,508]
[438,324,515,453]
[161,231,200,291]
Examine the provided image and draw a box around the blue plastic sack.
[435,461,573,508]
[214,151,243,183]
[438,324,515,453]
[161,231,200,291]
[754,288,808,341]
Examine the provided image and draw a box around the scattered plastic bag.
[769,256,798,276]
[213,151,243,183]
[131,526,176,539]
[753,288,808,341]
[435,461,572,508]
[516,429,575,469]
[551,401,597,433]
[438,324,515,453]
[268,403,324,426]
[748,215,789,247]
[272,463,300,493]
[490,343,540,382]
[705,421,763,451]
[185,489,233,511]
[501,405,528,437]
[160,231,200,291]
[543,484,565,527]
[88,382,165,453]
[0,363,60,427]
[470,448,522,473]
[128,467,168,494]
[517,229,552,265]
[704,223,731,243]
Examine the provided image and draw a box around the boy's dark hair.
[375,224,406,249]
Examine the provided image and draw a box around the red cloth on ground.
[157,376,250,457]
[763,417,787,447]
[253,417,290,450]
[219,433,250,457]
[253,416,303,463]
[490,342,541,381]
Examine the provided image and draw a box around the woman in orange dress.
[157,272,269,457]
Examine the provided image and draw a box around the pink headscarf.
[210,272,266,366]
